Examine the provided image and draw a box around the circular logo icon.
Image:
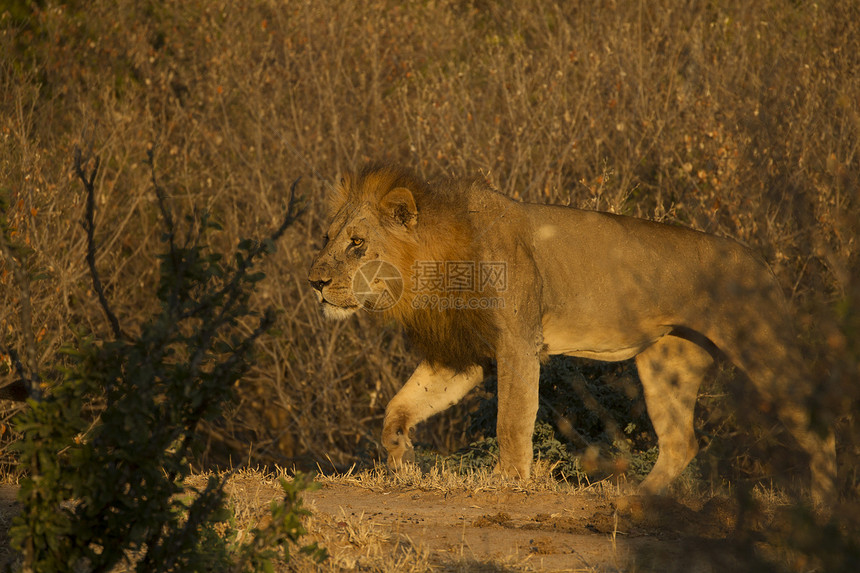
[352,260,403,311]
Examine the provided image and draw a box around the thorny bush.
[7,150,325,572]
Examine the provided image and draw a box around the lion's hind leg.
[635,335,714,495]
[710,324,837,507]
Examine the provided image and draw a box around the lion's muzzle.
[309,277,330,294]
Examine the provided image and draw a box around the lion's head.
[308,165,500,370]
[307,165,424,319]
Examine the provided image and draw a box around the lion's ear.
[380,187,418,229]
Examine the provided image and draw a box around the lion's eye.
[350,237,364,248]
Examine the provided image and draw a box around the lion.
[308,164,836,504]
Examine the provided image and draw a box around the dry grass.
[315,459,619,498]
[180,465,819,572]
[0,0,858,567]
[191,465,619,572]
[2,0,857,478]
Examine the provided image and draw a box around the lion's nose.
[309,278,331,293]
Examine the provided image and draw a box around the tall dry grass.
[0,0,857,500]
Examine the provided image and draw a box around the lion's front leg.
[495,350,541,479]
[382,360,484,468]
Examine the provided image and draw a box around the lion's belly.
[541,318,671,362]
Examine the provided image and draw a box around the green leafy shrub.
[7,151,325,572]
[232,474,328,571]
[458,358,651,484]
[438,421,587,482]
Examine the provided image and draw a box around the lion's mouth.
[321,299,359,320]
[320,296,357,310]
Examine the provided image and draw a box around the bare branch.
[271,177,305,243]
[179,177,305,322]
[146,147,176,252]
[73,146,124,341]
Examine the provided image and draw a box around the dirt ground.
[0,476,793,572]
[296,479,762,572]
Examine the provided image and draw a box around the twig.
[145,148,188,317]
[179,176,305,322]
[273,176,305,241]
[73,147,124,341]
[147,147,176,253]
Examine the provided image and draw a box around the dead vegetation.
[175,464,847,572]
[0,0,858,569]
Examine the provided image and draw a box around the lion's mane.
[330,164,500,371]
